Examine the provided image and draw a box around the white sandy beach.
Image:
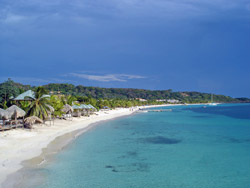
[0,105,173,187]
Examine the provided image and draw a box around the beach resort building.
[167,99,180,103]
[136,98,147,102]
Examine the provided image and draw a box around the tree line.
[0,79,249,110]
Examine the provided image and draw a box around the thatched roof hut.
[78,104,88,109]
[88,104,97,111]
[72,105,81,110]
[13,90,35,101]
[6,105,26,119]
[0,108,10,120]
[62,104,73,114]
[24,116,43,125]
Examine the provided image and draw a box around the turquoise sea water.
[36,104,250,188]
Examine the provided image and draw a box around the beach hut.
[79,104,85,116]
[84,104,93,116]
[24,116,43,129]
[88,104,97,111]
[78,104,88,116]
[6,105,26,128]
[72,105,81,117]
[86,104,95,115]
[13,90,35,101]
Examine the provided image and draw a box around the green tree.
[50,95,65,117]
[62,95,77,106]
[19,101,30,112]
[0,78,20,105]
[26,87,50,120]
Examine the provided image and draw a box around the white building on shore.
[167,99,180,103]
[156,99,166,102]
[136,98,147,102]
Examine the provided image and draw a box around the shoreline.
[0,104,175,187]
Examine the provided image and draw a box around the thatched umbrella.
[0,108,10,128]
[6,105,26,127]
[0,108,10,120]
[62,104,73,114]
[24,116,43,128]
[6,105,26,119]
[24,116,43,124]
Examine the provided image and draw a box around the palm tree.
[19,101,30,112]
[26,87,50,120]
[50,95,65,117]
[62,95,77,106]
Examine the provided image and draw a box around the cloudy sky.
[0,0,249,97]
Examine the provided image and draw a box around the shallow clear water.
[36,104,250,188]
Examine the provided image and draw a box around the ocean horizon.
[24,104,250,188]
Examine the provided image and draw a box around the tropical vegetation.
[1,79,250,114]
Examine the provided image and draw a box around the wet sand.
[2,125,95,188]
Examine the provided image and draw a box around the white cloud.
[69,73,146,82]
[0,14,27,24]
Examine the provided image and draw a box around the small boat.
[208,94,217,106]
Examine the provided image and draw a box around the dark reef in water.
[112,169,118,172]
[119,151,138,159]
[127,151,138,157]
[227,138,242,143]
[225,137,250,144]
[141,136,181,144]
[105,165,114,169]
[132,163,149,172]
[105,162,150,173]
[105,165,118,172]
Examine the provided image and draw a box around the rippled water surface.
[35,104,250,188]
